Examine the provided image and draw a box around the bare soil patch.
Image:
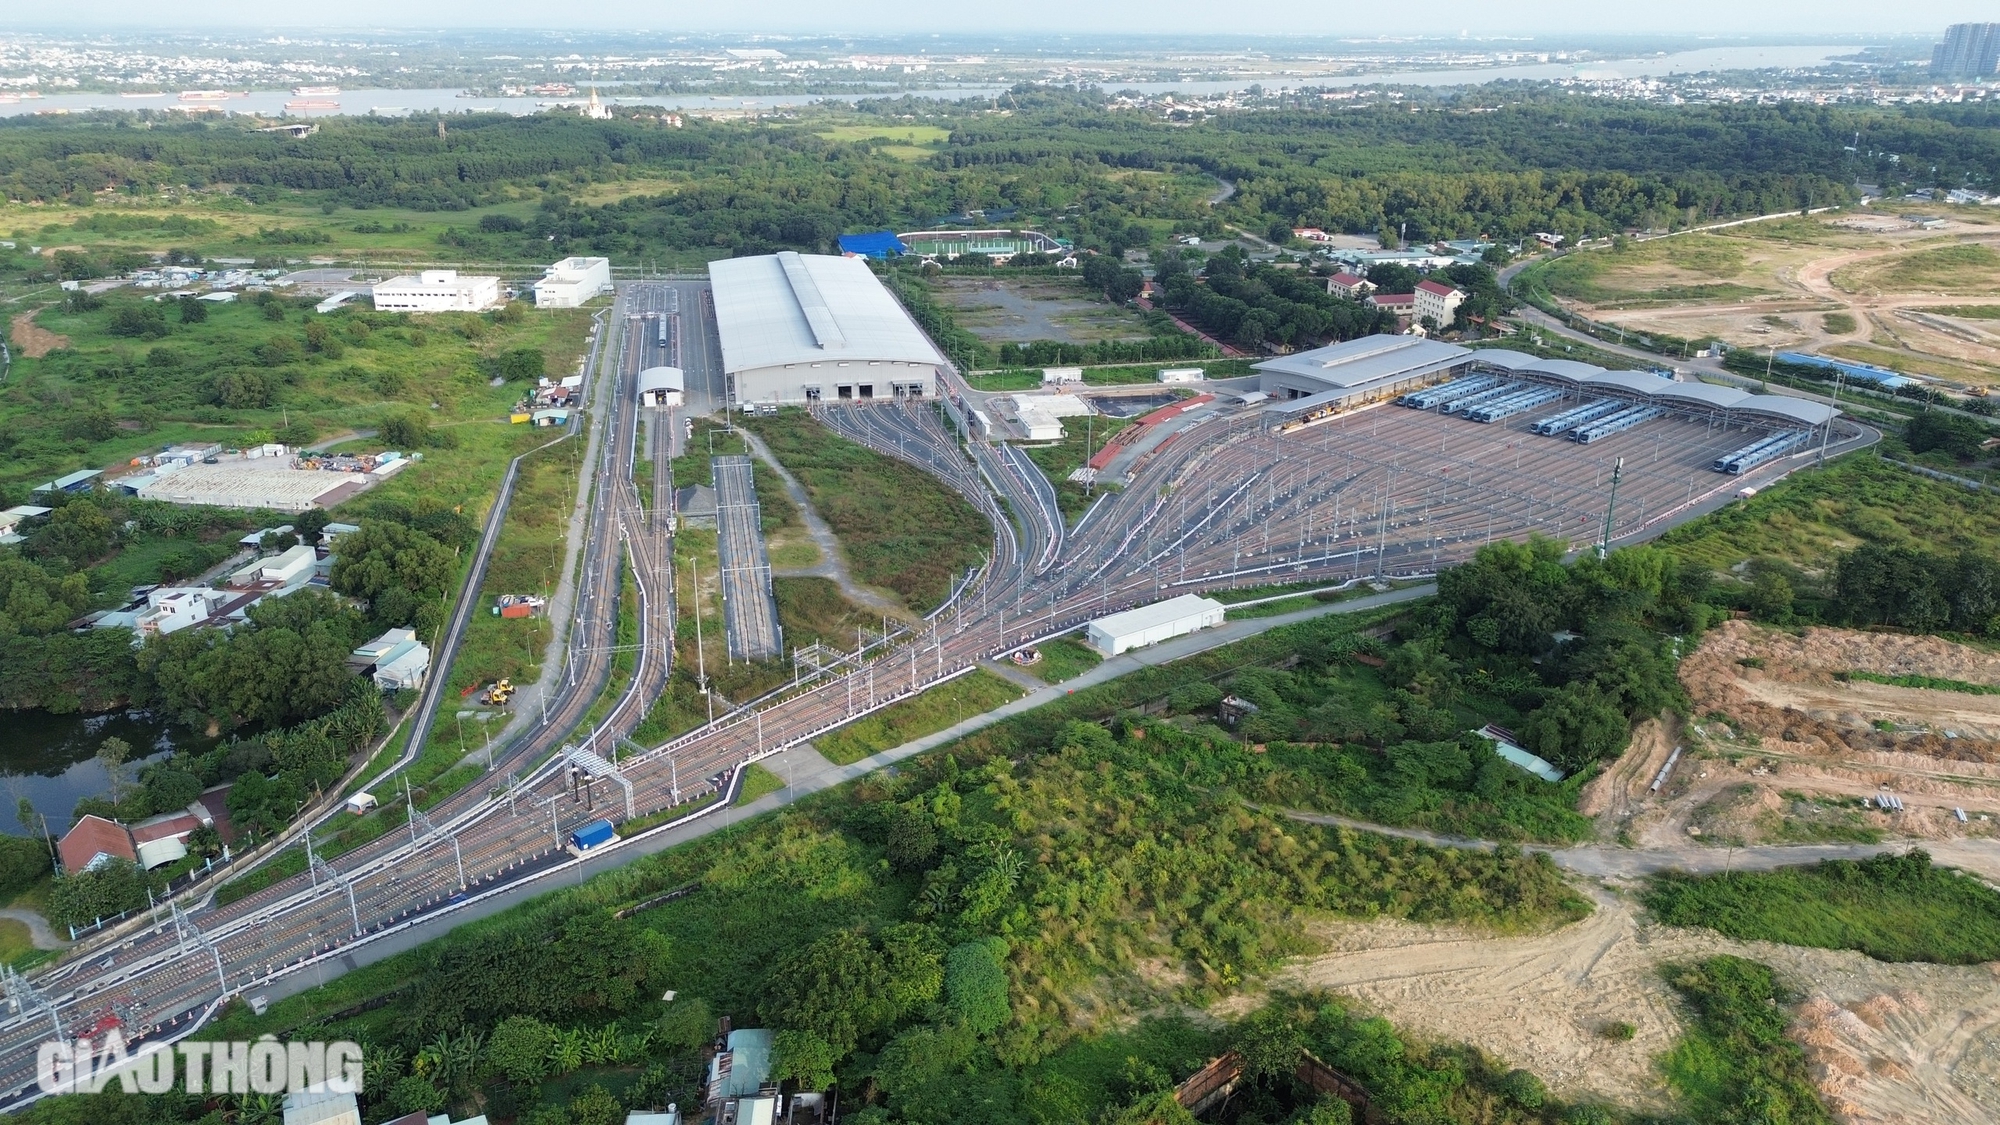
[9,308,69,357]
[1271,891,2000,1122]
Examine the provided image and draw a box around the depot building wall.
[733,362,938,405]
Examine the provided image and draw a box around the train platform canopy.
[1469,349,1839,427]
[1255,335,1473,398]
[638,366,685,407]
[837,230,907,258]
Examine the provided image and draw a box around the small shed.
[1042,367,1084,385]
[639,366,686,408]
[1158,367,1204,384]
[346,793,379,815]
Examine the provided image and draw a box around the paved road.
[0,911,66,952]
[1276,808,2000,882]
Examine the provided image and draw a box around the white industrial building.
[534,256,614,308]
[708,252,944,406]
[372,270,501,313]
[1085,594,1227,656]
[1255,334,1473,413]
[639,366,685,407]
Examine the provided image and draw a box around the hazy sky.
[6,0,1977,36]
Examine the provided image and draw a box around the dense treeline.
[1157,249,1393,350]
[12,95,1999,264]
[0,113,708,211]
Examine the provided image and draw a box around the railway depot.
[708,251,944,406]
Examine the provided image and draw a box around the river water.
[0,45,1866,119]
[0,710,192,837]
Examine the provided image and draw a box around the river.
[0,710,199,837]
[0,45,1869,120]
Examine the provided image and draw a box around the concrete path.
[980,658,1049,693]
[737,428,909,618]
[0,909,69,950]
[1276,808,2000,882]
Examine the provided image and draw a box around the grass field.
[0,919,34,967]
[733,763,784,805]
[1027,636,1103,683]
[1645,851,2000,963]
[773,576,881,651]
[964,359,1253,391]
[812,669,1023,765]
[738,410,989,611]
[811,123,950,162]
[1528,234,1774,307]
[1915,304,2000,319]
[1822,341,2000,383]
[1835,243,2000,296]
[1654,454,2000,571]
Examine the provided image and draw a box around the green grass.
[813,669,1025,765]
[1915,304,2000,319]
[1655,454,2000,571]
[1027,636,1103,683]
[1645,850,2000,963]
[738,409,990,611]
[773,576,880,651]
[1822,311,1857,334]
[1659,956,1831,1125]
[1840,669,2000,695]
[1844,243,2000,295]
[733,763,784,805]
[0,919,35,966]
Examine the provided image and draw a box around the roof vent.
[777,251,846,351]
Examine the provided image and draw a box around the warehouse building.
[708,252,944,406]
[372,270,501,313]
[1085,594,1228,657]
[533,257,614,308]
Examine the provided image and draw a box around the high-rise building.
[1931,23,2000,80]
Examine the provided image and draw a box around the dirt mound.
[9,308,69,358]
[1681,621,2000,764]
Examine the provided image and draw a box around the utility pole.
[1599,457,1624,558]
[1817,369,1846,464]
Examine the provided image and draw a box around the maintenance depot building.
[708,251,944,406]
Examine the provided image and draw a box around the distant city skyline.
[0,2,1989,36]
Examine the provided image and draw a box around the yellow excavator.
[483,678,515,706]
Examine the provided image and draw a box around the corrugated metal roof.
[1736,395,1839,425]
[1251,335,1470,390]
[708,253,944,375]
[1468,349,1542,370]
[1089,594,1226,638]
[1655,382,1749,409]
[637,366,685,393]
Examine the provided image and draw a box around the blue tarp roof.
[1776,352,1916,390]
[837,231,906,258]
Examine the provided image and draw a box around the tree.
[177,296,208,324]
[331,520,456,629]
[1232,1006,1304,1081]
[294,508,331,546]
[570,1086,622,1125]
[1520,682,1629,772]
[484,1016,555,1083]
[95,737,132,803]
[49,859,147,928]
[31,500,115,569]
[385,1075,445,1116]
[378,412,433,450]
[108,305,168,339]
[771,1030,838,1091]
[944,938,1012,1034]
[655,997,715,1053]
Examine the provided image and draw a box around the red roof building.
[1366,292,1417,312]
[1325,272,1375,300]
[57,815,138,873]
[1413,280,1466,327]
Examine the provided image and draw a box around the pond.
[0,709,207,837]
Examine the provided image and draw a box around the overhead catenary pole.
[1599,456,1624,558]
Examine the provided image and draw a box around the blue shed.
[569,818,615,851]
[837,231,906,259]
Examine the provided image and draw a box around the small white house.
[1084,594,1228,656]
[1041,367,1084,385]
[534,257,614,308]
[1157,368,1204,384]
